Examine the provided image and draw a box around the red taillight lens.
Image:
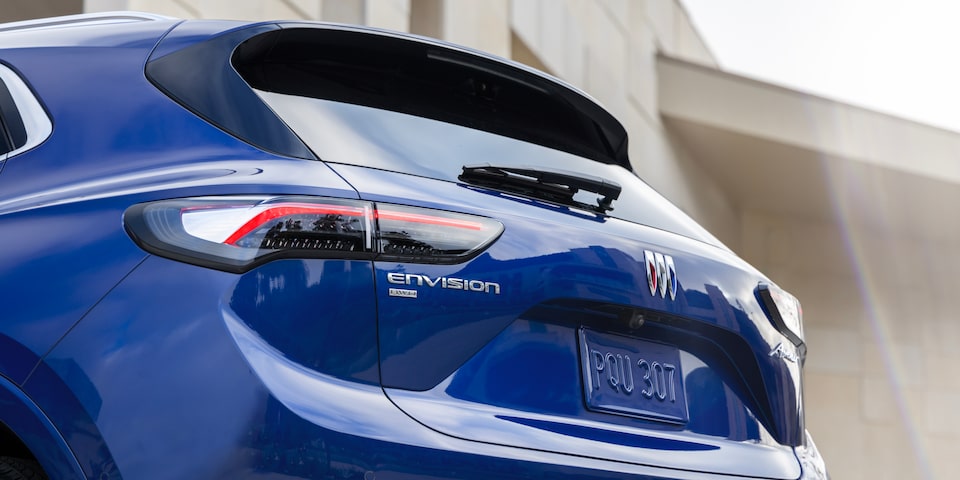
[125,196,503,272]
[375,204,502,262]
[185,202,372,249]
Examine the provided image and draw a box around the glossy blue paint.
[28,256,792,479]
[0,13,826,480]
[0,374,85,479]
[0,198,148,385]
[368,217,800,477]
[228,259,380,384]
[333,164,805,445]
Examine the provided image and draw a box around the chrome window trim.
[0,63,51,159]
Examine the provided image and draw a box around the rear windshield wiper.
[459,164,621,214]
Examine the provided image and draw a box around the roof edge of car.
[0,11,173,34]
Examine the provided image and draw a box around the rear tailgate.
[332,164,802,479]
[153,22,806,478]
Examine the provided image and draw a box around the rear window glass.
[258,90,724,249]
[232,27,629,167]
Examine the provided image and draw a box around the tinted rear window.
[232,27,629,167]
[257,91,724,249]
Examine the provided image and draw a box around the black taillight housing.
[758,282,804,347]
[125,196,503,273]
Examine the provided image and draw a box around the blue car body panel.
[0,12,824,480]
[0,374,85,479]
[0,17,355,382]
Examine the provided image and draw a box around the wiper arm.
[459,164,621,213]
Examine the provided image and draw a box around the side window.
[0,80,12,155]
[0,63,51,159]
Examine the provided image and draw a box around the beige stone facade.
[659,54,960,479]
[3,0,958,477]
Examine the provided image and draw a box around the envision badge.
[644,250,677,300]
[386,272,501,295]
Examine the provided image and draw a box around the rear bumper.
[227,302,801,479]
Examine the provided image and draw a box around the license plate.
[579,328,688,424]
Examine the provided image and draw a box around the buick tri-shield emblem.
[644,250,677,300]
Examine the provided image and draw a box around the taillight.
[124,196,503,273]
[758,282,804,346]
[376,204,496,261]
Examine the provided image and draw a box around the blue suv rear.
[0,12,827,480]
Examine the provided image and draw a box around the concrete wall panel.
[741,209,960,478]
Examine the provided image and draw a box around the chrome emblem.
[386,272,501,295]
[644,250,677,300]
[769,342,798,363]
